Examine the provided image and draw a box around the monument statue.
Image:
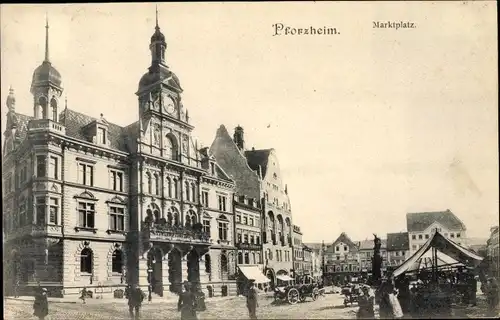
[372,233,383,285]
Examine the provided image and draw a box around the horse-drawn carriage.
[274,280,321,305]
[342,284,361,306]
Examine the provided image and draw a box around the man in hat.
[128,284,144,320]
[178,281,197,320]
[33,287,49,320]
[246,280,259,320]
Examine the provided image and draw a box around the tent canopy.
[392,231,483,278]
[276,274,294,281]
[238,265,270,283]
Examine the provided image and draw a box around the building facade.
[234,195,263,266]
[324,233,360,284]
[487,226,499,278]
[407,210,467,255]
[210,126,295,287]
[3,16,238,298]
[386,232,410,269]
[292,225,304,277]
[302,244,313,278]
[358,239,387,274]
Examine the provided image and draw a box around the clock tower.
[136,8,194,161]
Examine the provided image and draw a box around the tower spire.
[155,5,159,30]
[45,13,50,62]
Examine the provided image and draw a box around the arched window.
[167,211,173,225]
[112,249,123,273]
[154,174,160,195]
[164,135,177,160]
[38,96,48,119]
[244,253,249,264]
[173,179,178,199]
[220,254,228,273]
[145,209,153,224]
[191,183,197,202]
[252,252,256,264]
[50,98,58,122]
[146,172,152,194]
[257,253,261,264]
[166,177,172,198]
[153,209,160,223]
[169,207,180,226]
[185,181,190,201]
[80,248,93,274]
[238,252,243,264]
[204,254,211,273]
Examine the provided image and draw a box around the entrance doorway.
[168,249,182,293]
[148,247,163,296]
[187,251,200,284]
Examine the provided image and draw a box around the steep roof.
[209,125,260,199]
[244,149,272,178]
[11,112,33,141]
[387,232,410,251]
[359,239,387,250]
[59,109,133,152]
[406,210,466,232]
[332,232,358,251]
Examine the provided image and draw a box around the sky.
[1,2,498,243]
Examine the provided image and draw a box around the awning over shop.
[393,231,483,278]
[276,275,294,281]
[238,265,270,283]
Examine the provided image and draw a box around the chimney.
[233,125,245,151]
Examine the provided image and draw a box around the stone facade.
[2,16,238,298]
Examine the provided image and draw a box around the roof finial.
[45,13,50,62]
[64,95,68,109]
[155,4,159,29]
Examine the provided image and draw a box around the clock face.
[162,94,176,114]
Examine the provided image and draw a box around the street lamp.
[321,241,326,286]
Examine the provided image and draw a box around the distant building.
[324,233,360,283]
[292,225,304,277]
[487,226,499,278]
[407,210,467,255]
[310,247,323,281]
[386,232,410,269]
[302,244,313,278]
[234,195,263,267]
[358,239,387,273]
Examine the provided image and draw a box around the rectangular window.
[111,170,124,192]
[412,234,416,240]
[250,235,255,244]
[425,234,429,239]
[201,191,209,207]
[78,202,95,228]
[236,215,241,223]
[49,198,58,225]
[36,155,46,177]
[243,216,248,225]
[418,234,423,240]
[78,163,94,186]
[249,218,254,226]
[109,206,125,231]
[36,197,46,225]
[203,219,211,234]
[49,156,59,180]
[218,222,228,240]
[98,127,106,144]
[244,234,249,243]
[237,233,242,243]
[450,233,455,238]
[256,236,260,244]
[217,195,227,211]
[456,233,461,238]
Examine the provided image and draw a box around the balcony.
[236,242,261,251]
[7,224,63,241]
[141,222,211,244]
[28,119,66,135]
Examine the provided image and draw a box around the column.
[162,252,170,294]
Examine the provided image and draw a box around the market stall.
[237,265,270,295]
[391,231,483,318]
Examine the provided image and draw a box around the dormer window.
[210,163,215,175]
[97,127,106,144]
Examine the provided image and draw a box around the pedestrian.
[33,287,49,320]
[79,286,87,304]
[357,285,375,319]
[128,284,144,320]
[486,277,499,315]
[246,280,259,320]
[469,275,477,307]
[178,281,198,320]
[13,278,20,298]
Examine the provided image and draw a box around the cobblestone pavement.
[4,293,356,320]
